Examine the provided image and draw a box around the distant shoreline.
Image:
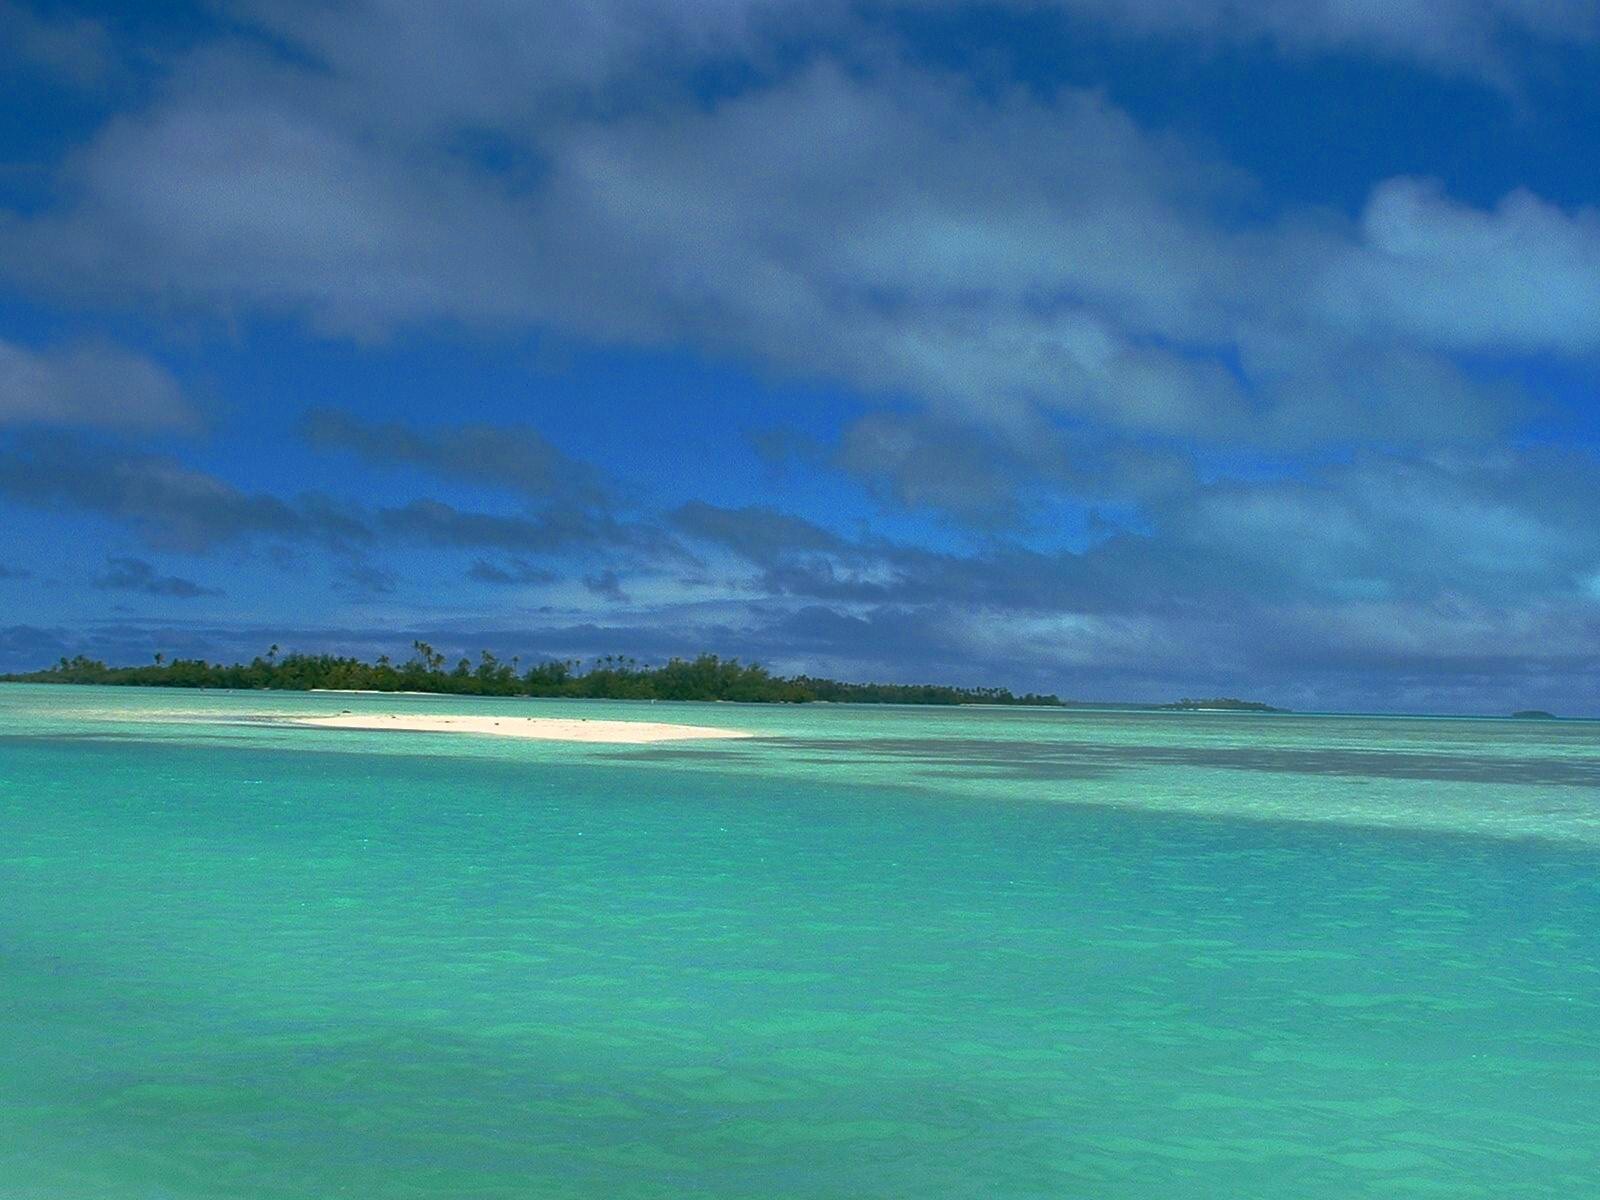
[0,651,1068,708]
[0,650,1287,713]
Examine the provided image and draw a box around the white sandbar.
[285,712,753,743]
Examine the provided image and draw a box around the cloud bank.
[0,1,1597,712]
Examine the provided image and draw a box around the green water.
[2,685,1597,1197]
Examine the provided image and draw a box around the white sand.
[285,712,753,743]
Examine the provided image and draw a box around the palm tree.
[411,640,445,672]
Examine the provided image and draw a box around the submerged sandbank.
[283,712,753,743]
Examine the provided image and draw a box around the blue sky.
[2,0,1599,712]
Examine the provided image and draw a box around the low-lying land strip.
[3,646,1285,712]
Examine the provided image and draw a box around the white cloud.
[1317,178,1600,355]
[0,338,194,431]
[0,0,114,87]
[1167,450,1600,601]
[1,1,1597,709]
[1,4,1596,470]
[1027,0,1599,78]
[236,0,1600,90]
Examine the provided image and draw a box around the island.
[1,644,1286,712]
[1157,697,1289,713]
[1511,710,1557,719]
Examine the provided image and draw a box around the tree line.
[2,644,1070,707]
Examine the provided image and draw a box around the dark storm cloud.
[0,434,365,551]
[95,556,222,598]
[651,451,1600,712]
[762,604,965,670]
[0,433,674,567]
[295,409,682,560]
[0,620,274,673]
[0,623,72,666]
[377,498,672,558]
[756,415,1195,525]
[7,425,1600,711]
[670,499,1161,613]
[467,558,559,586]
[832,413,1039,526]
[582,570,628,602]
[332,560,398,598]
[304,409,607,504]
[671,501,846,563]
[681,447,1600,615]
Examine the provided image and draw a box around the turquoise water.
[2,685,1597,1197]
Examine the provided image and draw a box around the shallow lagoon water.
[2,684,1597,1197]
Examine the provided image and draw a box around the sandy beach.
[284,712,753,743]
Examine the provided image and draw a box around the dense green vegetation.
[2,644,1070,706]
[1158,697,1287,713]
[2,645,1290,711]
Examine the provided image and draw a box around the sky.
[1,0,1599,713]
